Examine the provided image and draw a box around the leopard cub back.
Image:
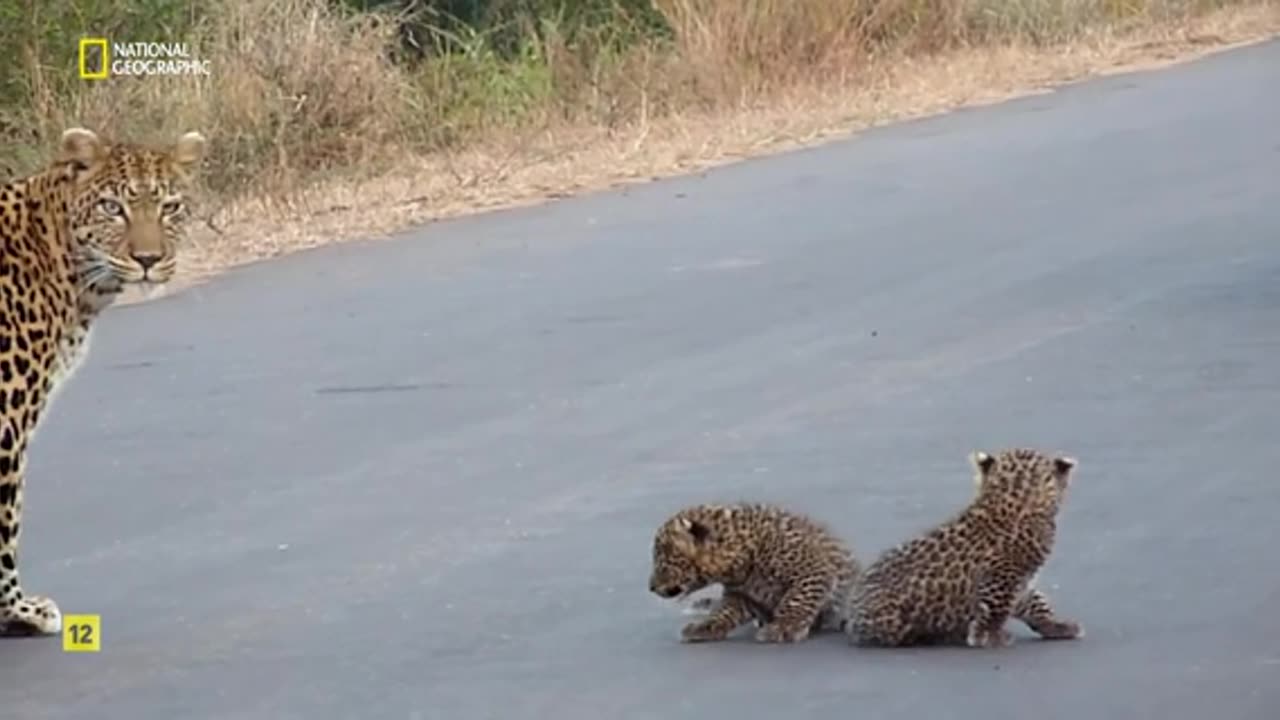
[844,448,1083,649]
[649,502,860,644]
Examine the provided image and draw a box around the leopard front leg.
[0,462,62,636]
[755,573,837,644]
[1014,588,1083,640]
[681,591,754,642]
[685,593,766,628]
[845,601,914,647]
[967,569,1023,649]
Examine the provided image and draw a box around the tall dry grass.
[3,0,406,199]
[0,0,1267,219]
[649,0,1244,98]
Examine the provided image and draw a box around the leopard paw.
[755,622,810,644]
[966,621,1012,649]
[0,595,62,636]
[680,620,730,643]
[1038,620,1084,640]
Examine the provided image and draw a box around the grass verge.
[1,0,1277,301]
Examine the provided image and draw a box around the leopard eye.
[98,198,124,217]
[161,200,183,216]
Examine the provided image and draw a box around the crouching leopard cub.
[0,127,206,636]
[648,502,860,644]
[845,448,1083,649]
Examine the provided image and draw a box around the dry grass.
[1,0,1277,302]
[7,0,408,198]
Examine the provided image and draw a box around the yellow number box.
[62,614,101,652]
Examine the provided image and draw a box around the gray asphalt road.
[2,38,1278,720]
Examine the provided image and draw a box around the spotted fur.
[0,128,206,636]
[844,448,1083,648]
[649,502,860,644]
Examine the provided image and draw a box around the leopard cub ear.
[1052,455,1077,477]
[687,520,713,544]
[969,450,996,475]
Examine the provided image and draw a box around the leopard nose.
[133,252,161,270]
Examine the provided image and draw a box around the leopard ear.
[1052,455,1077,478]
[58,127,105,179]
[969,450,995,491]
[969,450,996,475]
[687,520,713,544]
[171,131,206,171]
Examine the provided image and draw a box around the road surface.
[3,38,1278,720]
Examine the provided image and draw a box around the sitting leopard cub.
[845,448,1083,648]
[648,502,860,644]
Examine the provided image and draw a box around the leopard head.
[970,447,1077,518]
[56,127,206,293]
[648,504,752,600]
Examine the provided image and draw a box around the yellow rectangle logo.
[62,614,101,652]
[79,38,109,80]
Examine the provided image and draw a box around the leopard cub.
[649,502,860,644]
[844,448,1083,648]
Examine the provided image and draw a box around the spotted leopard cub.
[649,502,860,644]
[845,448,1083,649]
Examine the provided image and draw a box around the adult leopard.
[0,127,206,636]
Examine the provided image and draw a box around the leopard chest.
[729,567,789,611]
[0,313,88,443]
[47,323,92,411]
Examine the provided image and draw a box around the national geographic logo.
[78,38,211,80]
[79,38,109,80]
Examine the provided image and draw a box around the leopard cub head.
[970,447,1077,517]
[648,504,752,600]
